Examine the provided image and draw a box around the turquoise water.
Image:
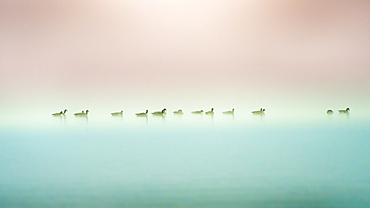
[1,113,370,207]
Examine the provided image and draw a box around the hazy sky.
[1,0,370,112]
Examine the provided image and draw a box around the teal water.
[1,113,370,207]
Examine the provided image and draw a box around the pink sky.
[1,0,370,112]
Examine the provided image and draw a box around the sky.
[1,0,370,116]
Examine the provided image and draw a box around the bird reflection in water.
[136,110,149,124]
[222,108,235,122]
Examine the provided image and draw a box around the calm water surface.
[0,112,369,207]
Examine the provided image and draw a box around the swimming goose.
[173,109,184,114]
[136,110,148,116]
[327,109,334,114]
[192,110,204,114]
[52,111,63,116]
[205,108,214,115]
[222,108,234,114]
[111,110,123,116]
[152,108,167,116]
[252,108,265,115]
[338,107,350,113]
[74,110,89,116]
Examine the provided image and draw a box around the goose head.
[64,109,68,113]
[211,108,214,112]
[85,110,89,114]
[262,109,265,112]
[162,108,167,113]
[145,110,148,113]
[346,107,350,111]
[200,110,204,113]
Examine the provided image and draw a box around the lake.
[0,111,369,207]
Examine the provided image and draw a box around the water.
[1,112,370,207]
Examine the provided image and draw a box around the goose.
[192,110,203,114]
[222,108,234,114]
[338,107,350,113]
[52,111,63,116]
[173,109,184,114]
[327,109,334,114]
[74,110,89,116]
[75,110,84,116]
[111,110,123,116]
[136,110,148,116]
[152,108,167,116]
[252,108,265,115]
[205,108,214,115]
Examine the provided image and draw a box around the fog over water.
[1,103,369,130]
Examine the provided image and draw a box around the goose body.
[192,110,203,114]
[111,110,123,116]
[136,110,148,116]
[173,109,184,114]
[223,108,234,114]
[338,107,350,113]
[152,108,167,116]
[205,108,214,115]
[52,111,63,116]
[252,108,265,115]
[74,110,89,116]
[327,109,334,114]
[52,109,67,116]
